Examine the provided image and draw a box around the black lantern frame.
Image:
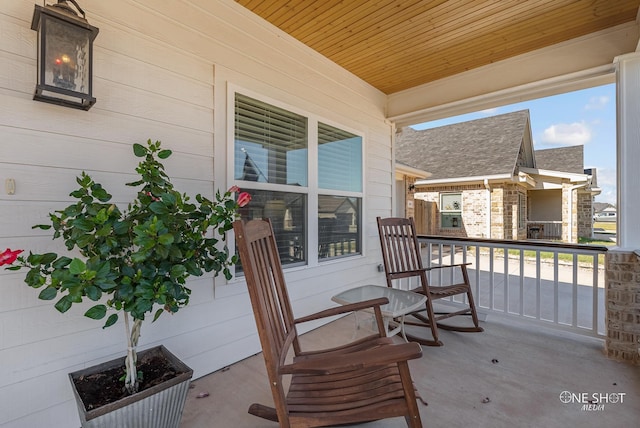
[31,1,99,110]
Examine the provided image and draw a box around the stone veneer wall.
[504,183,527,240]
[576,191,593,239]
[490,187,505,239]
[491,183,527,240]
[605,249,640,364]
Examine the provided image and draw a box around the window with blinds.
[233,92,363,267]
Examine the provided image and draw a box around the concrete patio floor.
[180,313,640,428]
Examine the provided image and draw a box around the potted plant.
[1,139,250,427]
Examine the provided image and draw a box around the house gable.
[396,110,533,182]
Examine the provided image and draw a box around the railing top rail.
[416,234,609,253]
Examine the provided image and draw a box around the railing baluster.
[536,251,541,320]
[475,244,481,302]
[553,252,559,324]
[572,253,579,328]
[592,253,599,335]
[504,247,509,314]
[489,247,495,310]
[519,249,524,316]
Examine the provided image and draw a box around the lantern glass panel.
[44,17,90,95]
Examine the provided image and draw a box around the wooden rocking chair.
[233,219,424,428]
[377,217,483,346]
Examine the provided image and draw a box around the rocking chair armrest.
[279,342,423,375]
[425,262,471,271]
[294,297,389,324]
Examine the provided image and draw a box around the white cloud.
[541,121,591,145]
[480,108,499,115]
[589,167,616,204]
[585,95,609,110]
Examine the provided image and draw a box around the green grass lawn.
[594,221,616,231]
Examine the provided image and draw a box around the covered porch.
[181,313,640,427]
[2,2,640,427]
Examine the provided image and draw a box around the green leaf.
[54,295,73,313]
[70,189,86,199]
[152,308,164,322]
[158,233,174,246]
[39,253,58,265]
[161,192,177,206]
[92,186,111,202]
[73,218,94,231]
[75,234,94,249]
[85,304,107,320]
[103,313,118,328]
[38,287,58,300]
[113,220,130,235]
[170,264,187,279]
[85,285,102,301]
[32,224,52,230]
[149,201,169,215]
[158,149,172,159]
[133,143,147,157]
[68,258,86,275]
[53,256,72,269]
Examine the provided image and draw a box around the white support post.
[615,53,640,249]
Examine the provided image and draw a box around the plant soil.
[73,353,184,410]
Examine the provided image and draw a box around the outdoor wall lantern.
[31,0,99,110]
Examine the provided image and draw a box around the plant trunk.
[123,313,143,394]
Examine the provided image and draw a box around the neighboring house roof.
[395,162,431,179]
[396,110,533,181]
[593,202,613,213]
[397,110,597,191]
[534,146,584,174]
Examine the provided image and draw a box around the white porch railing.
[414,235,608,338]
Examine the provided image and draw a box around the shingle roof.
[534,146,584,174]
[396,110,530,180]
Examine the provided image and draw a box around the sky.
[412,84,617,205]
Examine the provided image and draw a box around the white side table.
[331,285,427,341]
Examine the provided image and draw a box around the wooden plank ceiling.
[236,0,640,94]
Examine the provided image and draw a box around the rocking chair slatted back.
[379,219,424,280]
[235,219,299,370]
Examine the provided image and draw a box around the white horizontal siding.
[0,1,393,426]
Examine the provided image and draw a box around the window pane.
[318,195,361,260]
[237,190,306,268]
[441,193,461,212]
[235,94,308,186]
[318,123,362,192]
[441,213,462,228]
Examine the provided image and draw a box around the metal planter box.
[69,345,193,428]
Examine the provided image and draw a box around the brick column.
[605,249,640,364]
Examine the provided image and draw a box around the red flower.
[145,191,160,201]
[228,185,240,193]
[237,192,251,208]
[0,248,23,266]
